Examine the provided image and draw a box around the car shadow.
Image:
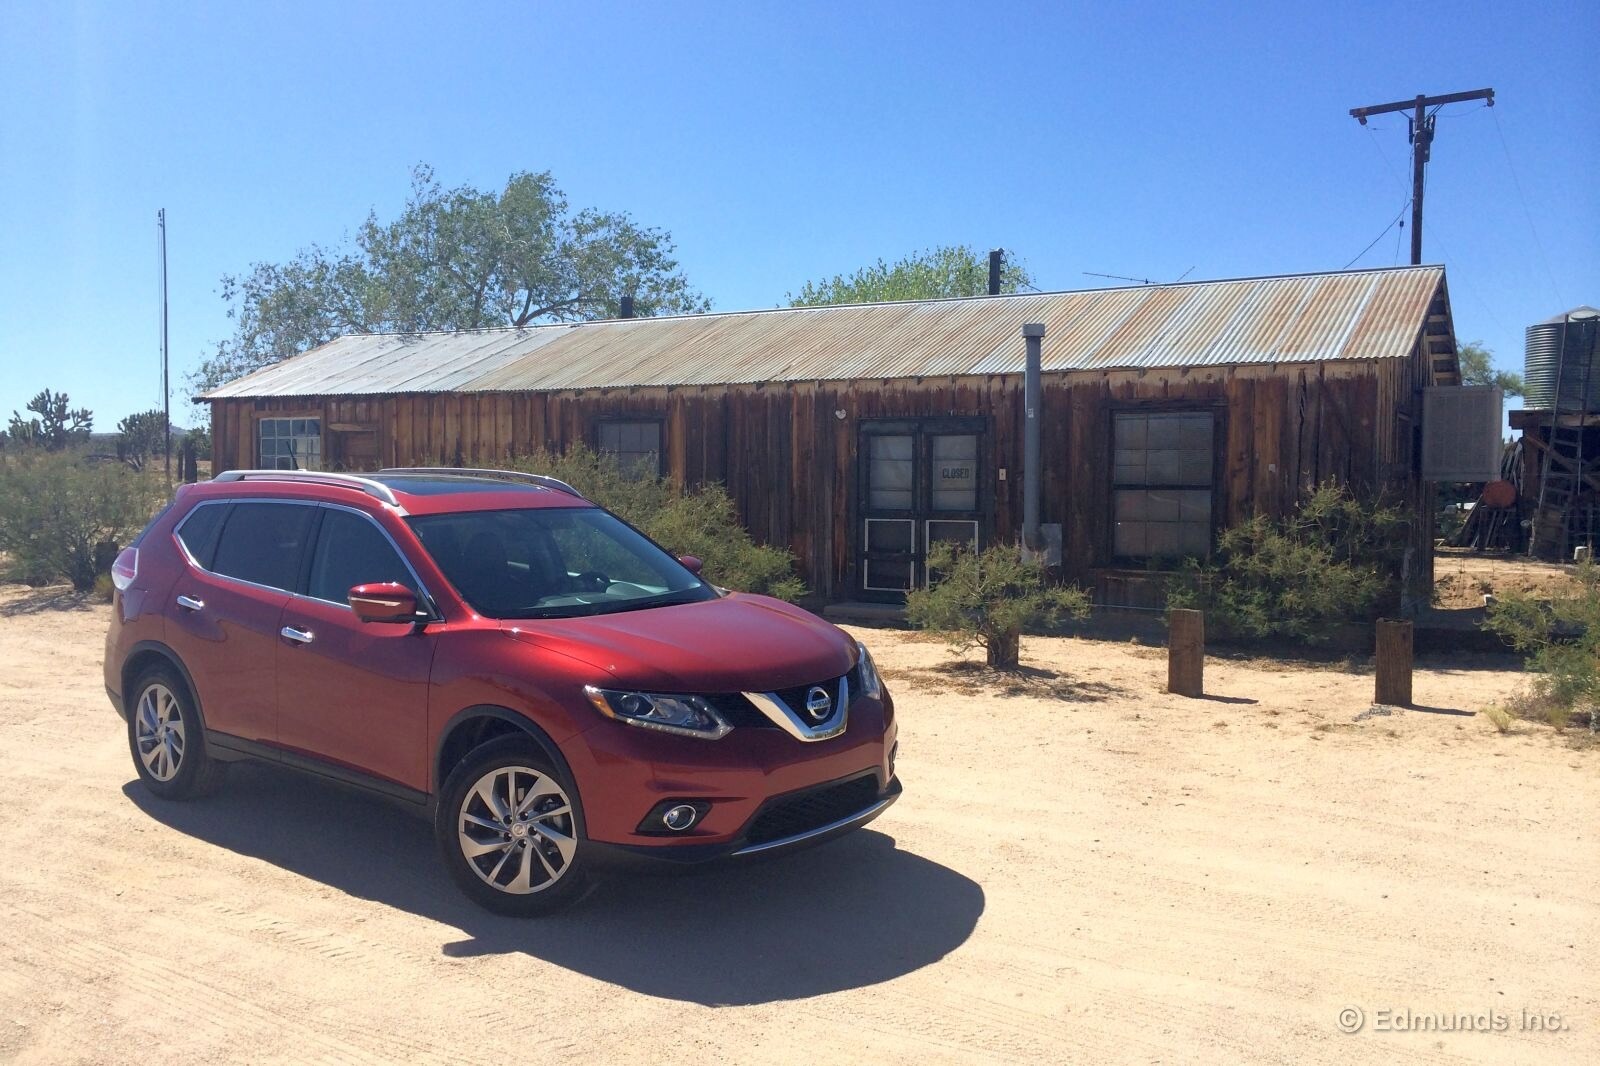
[122,763,983,1006]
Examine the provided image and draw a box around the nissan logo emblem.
[804,686,832,722]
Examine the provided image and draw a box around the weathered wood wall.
[211,349,1433,602]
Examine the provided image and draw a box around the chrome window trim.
[172,497,316,599]
[742,673,850,742]
[298,501,442,620]
[172,497,441,620]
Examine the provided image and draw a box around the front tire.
[435,737,590,916]
[127,666,225,800]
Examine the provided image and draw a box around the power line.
[1343,195,1411,270]
[1349,87,1495,264]
[1490,107,1567,308]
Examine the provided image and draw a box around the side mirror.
[677,555,703,575]
[349,582,420,623]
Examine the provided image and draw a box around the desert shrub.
[1485,562,1600,731]
[0,450,165,591]
[507,445,805,601]
[905,541,1089,667]
[1167,483,1409,643]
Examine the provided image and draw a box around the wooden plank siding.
[209,344,1435,604]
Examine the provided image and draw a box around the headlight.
[855,641,884,699]
[583,686,732,740]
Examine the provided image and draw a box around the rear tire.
[435,737,590,916]
[127,666,226,800]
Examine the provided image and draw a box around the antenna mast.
[158,208,171,486]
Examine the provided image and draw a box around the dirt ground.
[1433,554,1582,610]
[0,586,1594,1065]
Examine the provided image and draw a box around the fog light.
[662,804,699,832]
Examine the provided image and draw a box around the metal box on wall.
[1421,385,1504,482]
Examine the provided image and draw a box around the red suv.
[105,468,898,915]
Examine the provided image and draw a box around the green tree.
[905,542,1088,668]
[1458,340,1524,397]
[116,409,170,470]
[195,164,710,391]
[787,245,1033,306]
[7,389,93,451]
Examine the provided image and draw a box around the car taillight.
[111,547,139,591]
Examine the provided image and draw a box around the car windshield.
[407,507,715,619]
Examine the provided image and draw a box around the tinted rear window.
[211,503,315,592]
[175,503,229,568]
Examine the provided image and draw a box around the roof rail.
[377,467,586,499]
[212,469,402,508]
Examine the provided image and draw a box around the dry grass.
[1483,704,1515,734]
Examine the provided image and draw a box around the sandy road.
[0,586,1594,1064]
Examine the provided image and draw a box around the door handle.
[280,626,315,645]
[175,595,204,612]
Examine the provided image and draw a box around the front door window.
[858,422,986,598]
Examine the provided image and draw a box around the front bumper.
[588,771,902,868]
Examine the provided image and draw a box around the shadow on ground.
[883,661,1125,702]
[0,586,93,616]
[124,763,983,1006]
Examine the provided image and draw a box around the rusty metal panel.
[201,265,1448,398]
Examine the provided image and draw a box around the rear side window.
[211,503,315,592]
[306,509,418,605]
[175,503,229,568]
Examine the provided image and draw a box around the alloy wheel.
[457,766,577,894]
[135,683,185,782]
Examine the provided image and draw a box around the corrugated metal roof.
[202,264,1447,399]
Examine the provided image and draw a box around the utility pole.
[158,208,171,486]
[1349,87,1494,264]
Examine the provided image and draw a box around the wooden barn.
[201,264,1462,606]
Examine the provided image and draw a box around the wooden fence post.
[1374,619,1413,707]
[1167,609,1205,698]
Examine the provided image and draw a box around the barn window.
[257,418,322,470]
[1111,411,1213,559]
[597,420,662,480]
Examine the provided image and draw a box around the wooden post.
[1167,609,1204,697]
[1374,619,1413,707]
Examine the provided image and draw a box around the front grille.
[771,672,844,713]
[703,693,775,728]
[742,774,882,846]
[704,666,855,730]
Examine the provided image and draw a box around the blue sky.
[1,1,1595,429]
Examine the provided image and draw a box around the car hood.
[501,593,855,693]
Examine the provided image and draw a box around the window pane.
[307,509,416,604]
[930,434,977,511]
[864,557,912,591]
[1113,489,1210,559]
[1114,411,1213,488]
[868,434,915,510]
[211,503,314,591]
[870,435,913,461]
[926,520,978,550]
[176,503,228,568]
[866,519,913,553]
